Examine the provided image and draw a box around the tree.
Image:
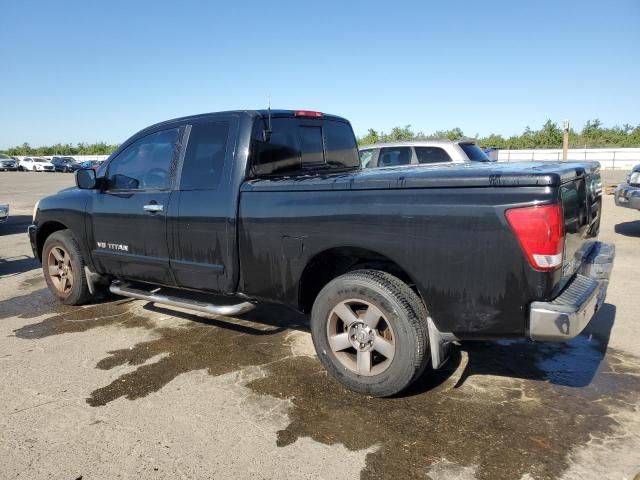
[356,119,640,149]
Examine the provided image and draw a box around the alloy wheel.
[47,245,74,294]
[326,299,396,376]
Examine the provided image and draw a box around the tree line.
[1,142,118,157]
[357,119,640,149]
[2,119,639,156]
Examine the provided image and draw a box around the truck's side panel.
[238,184,559,339]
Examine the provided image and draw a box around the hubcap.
[326,299,396,376]
[47,245,74,294]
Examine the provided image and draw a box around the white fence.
[495,148,640,170]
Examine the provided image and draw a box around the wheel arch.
[36,221,69,261]
[297,246,426,314]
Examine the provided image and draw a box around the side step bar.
[109,282,256,317]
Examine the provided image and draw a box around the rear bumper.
[615,184,640,209]
[528,242,615,341]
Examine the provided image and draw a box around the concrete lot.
[1,170,639,480]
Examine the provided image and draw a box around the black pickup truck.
[28,109,615,396]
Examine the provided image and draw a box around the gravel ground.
[0,169,639,480]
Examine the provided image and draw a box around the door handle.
[143,204,163,213]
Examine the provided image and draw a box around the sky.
[1,0,639,148]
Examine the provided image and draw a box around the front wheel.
[42,230,93,305]
[311,270,430,397]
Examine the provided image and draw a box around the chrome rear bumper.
[528,242,614,341]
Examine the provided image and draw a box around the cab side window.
[378,147,412,167]
[106,128,179,191]
[359,149,374,168]
[180,122,229,190]
[415,147,452,164]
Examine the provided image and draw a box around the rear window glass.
[415,147,451,164]
[378,147,412,167]
[299,126,324,165]
[459,143,492,162]
[251,117,359,176]
[181,122,229,190]
[324,121,359,169]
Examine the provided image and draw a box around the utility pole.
[562,119,569,161]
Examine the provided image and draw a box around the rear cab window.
[459,143,492,162]
[180,122,230,190]
[250,116,359,176]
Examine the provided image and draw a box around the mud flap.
[427,317,451,369]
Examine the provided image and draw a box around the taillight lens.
[505,204,564,271]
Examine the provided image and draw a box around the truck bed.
[242,161,602,191]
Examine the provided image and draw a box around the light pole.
[562,119,569,161]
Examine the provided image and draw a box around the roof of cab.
[141,109,349,134]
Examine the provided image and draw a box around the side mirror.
[76,168,97,189]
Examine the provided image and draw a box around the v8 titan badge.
[97,241,129,252]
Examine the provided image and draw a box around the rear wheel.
[42,230,93,305]
[311,270,430,397]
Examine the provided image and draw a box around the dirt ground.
[1,170,639,480]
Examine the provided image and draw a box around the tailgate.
[559,164,602,282]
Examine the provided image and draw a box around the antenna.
[264,95,272,142]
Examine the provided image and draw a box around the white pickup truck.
[359,140,492,168]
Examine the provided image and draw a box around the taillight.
[294,110,323,118]
[505,204,564,271]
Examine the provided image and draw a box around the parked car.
[0,204,8,223]
[0,154,19,171]
[51,156,78,172]
[615,164,640,210]
[19,157,55,172]
[28,109,613,397]
[80,160,103,170]
[359,140,494,168]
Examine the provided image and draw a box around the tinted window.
[378,147,412,167]
[359,149,374,168]
[252,118,301,175]
[299,126,324,165]
[415,146,452,164]
[459,143,492,161]
[107,128,179,191]
[252,117,359,176]
[324,121,359,168]
[180,122,229,190]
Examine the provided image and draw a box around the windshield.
[34,158,49,163]
[459,143,493,162]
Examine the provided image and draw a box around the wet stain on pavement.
[12,299,153,339]
[9,293,640,480]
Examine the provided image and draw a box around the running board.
[109,282,256,317]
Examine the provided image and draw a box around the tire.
[42,229,93,305]
[311,270,430,397]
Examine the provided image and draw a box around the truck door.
[168,117,239,293]
[89,127,182,285]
